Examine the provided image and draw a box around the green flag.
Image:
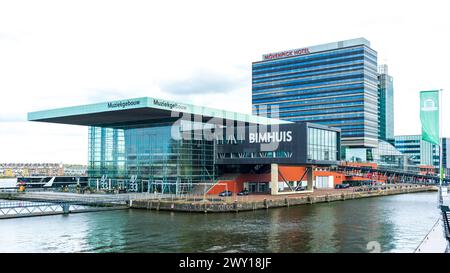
[420,90,440,145]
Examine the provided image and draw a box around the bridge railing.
[0,198,127,209]
[442,206,450,243]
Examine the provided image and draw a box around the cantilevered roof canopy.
[28,97,291,128]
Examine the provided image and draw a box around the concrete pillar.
[62,203,70,214]
[307,166,314,191]
[271,164,279,195]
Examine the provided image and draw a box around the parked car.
[296,186,307,191]
[335,183,350,189]
[219,190,233,197]
[237,189,249,196]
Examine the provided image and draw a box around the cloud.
[0,32,20,42]
[159,68,248,95]
[0,115,26,123]
[83,88,139,102]
[0,0,450,165]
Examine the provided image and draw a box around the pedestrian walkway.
[415,218,448,253]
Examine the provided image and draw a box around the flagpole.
[439,89,443,207]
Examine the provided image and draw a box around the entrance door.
[153,180,163,193]
[249,183,257,193]
[258,183,268,193]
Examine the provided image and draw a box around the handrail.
[414,217,442,253]
[441,206,450,241]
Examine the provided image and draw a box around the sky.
[0,0,449,164]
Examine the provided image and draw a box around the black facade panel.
[215,123,339,166]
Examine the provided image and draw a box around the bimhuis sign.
[215,123,306,165]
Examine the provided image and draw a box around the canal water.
[0,191,446,253]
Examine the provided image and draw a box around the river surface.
[0,191,447,253]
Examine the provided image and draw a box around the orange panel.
[278,165,307,181]
[207,180,243,194]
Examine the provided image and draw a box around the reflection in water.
[0,192,446,253]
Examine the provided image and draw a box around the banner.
[420,90,440,145]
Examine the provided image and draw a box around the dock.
[130,184,436,213]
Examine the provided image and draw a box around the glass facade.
[344,140,415,171]
[343,147,371,162]
[372,140,410,171]
[88,121,215,193]
[394,135,440,167]
[378,64,394,141]
[252,38,379,148]
[307,127,338,161]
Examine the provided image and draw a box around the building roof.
[28,97,292,128]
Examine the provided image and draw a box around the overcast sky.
[1,0,449,164]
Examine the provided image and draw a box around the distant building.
[394,135,450,172]
[0,163,86,177]
[377,64,394,142]
[63,164,87,176]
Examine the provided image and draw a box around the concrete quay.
[130,184,437,213]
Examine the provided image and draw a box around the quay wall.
[130,186,436,213]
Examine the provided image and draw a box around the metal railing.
[124,191,255,204]
[441,206,450,244]
[0,197,128,219]
[414,217,442,253]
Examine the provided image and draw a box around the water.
[0,192,446,253]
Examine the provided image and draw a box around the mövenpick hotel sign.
[261,38,370,61]
[262,48,310,60]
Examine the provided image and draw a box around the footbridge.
[0,192,142,219]
[337,164,450,185]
